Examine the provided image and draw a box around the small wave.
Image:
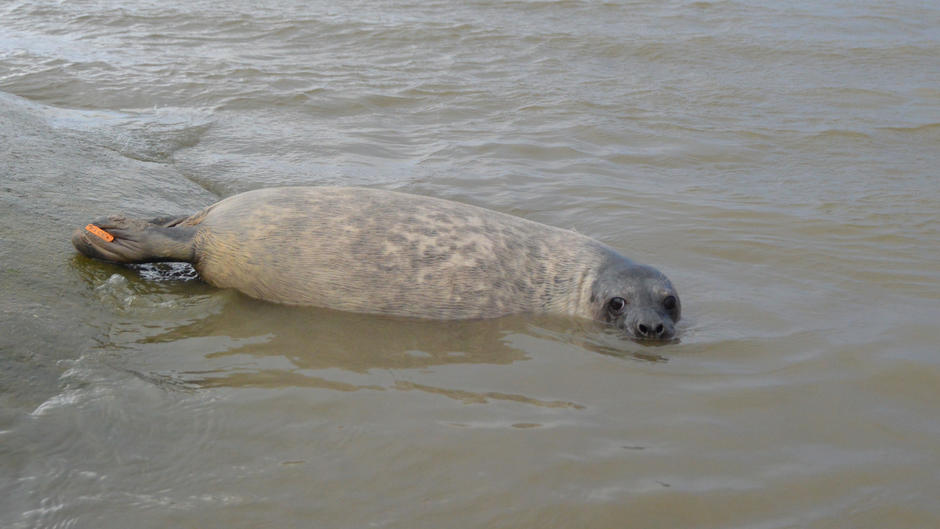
[877,122,940,135]
[31,389,85,417]
[809,128,874,141]
[44,105,212,163]
[132,263,200,282]
[0,90,212,163]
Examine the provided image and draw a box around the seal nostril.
[637,324,649,335]
[655,324,664,335]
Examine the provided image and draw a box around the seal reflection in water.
[72,187,680,341]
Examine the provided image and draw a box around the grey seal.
[72,186,680,341]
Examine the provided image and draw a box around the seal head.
[590,257,681,341]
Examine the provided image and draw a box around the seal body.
[73,187,681,340]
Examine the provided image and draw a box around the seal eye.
[663,295,677,311]
[608,297,626,314]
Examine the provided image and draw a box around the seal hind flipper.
[72,214,196,264]
[147,214,192,228]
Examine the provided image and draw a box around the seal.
[72,186,680,341]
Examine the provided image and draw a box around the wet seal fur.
[72,186,681,341]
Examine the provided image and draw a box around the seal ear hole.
[608,297,626,314]
[663,295,677,311]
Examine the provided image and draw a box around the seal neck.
[544,240,617,318]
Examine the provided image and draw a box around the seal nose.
[636,321,668,339]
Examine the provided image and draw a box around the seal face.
[589,259,681,341]
[72,186,681,342]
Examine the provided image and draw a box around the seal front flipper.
[72,214,196,264]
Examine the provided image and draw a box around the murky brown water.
[2,1,939,527]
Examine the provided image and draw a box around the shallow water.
[2,1,939,527]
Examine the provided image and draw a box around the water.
[1,0,939,527]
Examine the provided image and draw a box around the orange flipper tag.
[85,224,115,242]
